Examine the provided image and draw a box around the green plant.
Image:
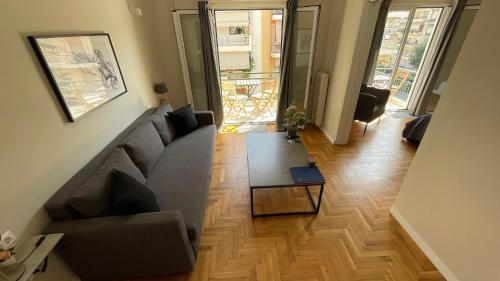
[410,42,427,68]
[284,103,306,128]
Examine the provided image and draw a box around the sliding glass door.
[290,6,320,111]
[372,7,443,110]
[173,11,208,110]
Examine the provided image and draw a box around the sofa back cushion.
[67,147,146,218]
[122,121,164,177]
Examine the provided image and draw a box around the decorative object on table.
[0,231,24,281]
[0,231,16,251]
[289,166,325,185]
[28,33,127,122]
[284,103,305,139]
[153,82,169,105]
[0,234,63,281]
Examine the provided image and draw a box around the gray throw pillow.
[68,147,145,218]
[154,104,174,116]
[122,121,164,177]
[149,114,176,145]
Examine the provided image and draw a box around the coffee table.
[247,132,325,217]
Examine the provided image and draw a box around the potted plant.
[284,104,305,139]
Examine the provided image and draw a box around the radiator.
[313,71,329,126]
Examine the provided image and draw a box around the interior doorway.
[215,9,283,124]
[173,6,320,125]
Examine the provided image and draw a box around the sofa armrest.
[354,93,377,122]
[195,111,214,126]
[45,210,195,281]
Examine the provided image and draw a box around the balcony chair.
[251,79,278,119]
[354,84,390,135]
[221,81,246,122]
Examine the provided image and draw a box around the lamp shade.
[153,83,168,94]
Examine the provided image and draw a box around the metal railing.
[372,67,417,103]
[220,72,280,124]
[271,44,281,55]
[217,35,250,46]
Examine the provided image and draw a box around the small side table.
[15,233,63,281]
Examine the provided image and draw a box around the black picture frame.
[28,33,127,122]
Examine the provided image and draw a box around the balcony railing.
[217,35,250,46]
[220,72,280,124]
[373,67,417,106]
[271,44,281,54]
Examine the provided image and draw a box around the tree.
[410,42,427,68]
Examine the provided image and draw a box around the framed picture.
[296,29,313,54]
[29,33,127,122]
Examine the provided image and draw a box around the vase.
[287,126,298,139]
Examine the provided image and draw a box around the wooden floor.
[134,116,445,281]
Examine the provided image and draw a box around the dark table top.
[247,132,309,188]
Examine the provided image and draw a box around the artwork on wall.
[29,33,127,122]
[296,29,313,54]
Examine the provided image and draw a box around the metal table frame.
[250,182,325,217]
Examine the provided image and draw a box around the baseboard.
[319,125,335,144]
[390,207,459,281]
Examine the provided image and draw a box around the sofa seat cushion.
[146,125,216,242]
[123,121,164,178]
[68,148,146,218]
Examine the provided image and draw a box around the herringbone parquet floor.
[134,116,445,281]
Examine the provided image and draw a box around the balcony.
[373,67,417,108]
[217,35,250,46]
[271,44,281,58]
[221,72,280,124]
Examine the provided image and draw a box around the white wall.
[129,0,189,108]
[0,0,156,279]
[392,0,500,280]
[320,0,371,144]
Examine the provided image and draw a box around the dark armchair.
[354,84,390,135]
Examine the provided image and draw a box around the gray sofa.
[44,105,216,281]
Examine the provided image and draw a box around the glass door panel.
[179,14,208,110]
[372,10,411,89]
[290,7,319,111]
[174,12,208,110]
[390,8,442,108]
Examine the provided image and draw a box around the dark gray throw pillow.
[122,121,164,177]
[149,113,176,145]
[68,147,146,218]
[111,170,159,215]
[168,105,199,136]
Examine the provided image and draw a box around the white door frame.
[297,6,320,111]
[172,10,198,106]
[407,5,452,112]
